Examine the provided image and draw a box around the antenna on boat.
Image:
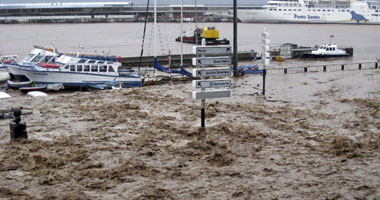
[329,34,334,44]
[77,45,84,57]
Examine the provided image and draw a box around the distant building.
[0,2,233,23]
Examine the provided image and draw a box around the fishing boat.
[15,54,142,88]
[237,0,380,24]
[175,27,230,45]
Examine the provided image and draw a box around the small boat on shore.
[175,27,230,45]
[238,65,263,75]
[6,80,32,89]
[19,85,47,93]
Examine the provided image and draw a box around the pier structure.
[0,2,235,23]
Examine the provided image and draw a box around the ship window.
[332,48,336,51]
[317,9,321,11]
[322,10,326,12]
[327,10,330,12]
[78,59,87,63]
[97,61,105,64]
[65,65,69,70]
[347,10,350,12]
[284,9,287,11]
[269,9,273,11]
[99,65,107,72]
[77,65,83,71]
[88,60,96,64]
[298,9,301,11]
[293,9,297,11]
[84,65,90,71]
[313,9,316,11]
[70,65,75,71]
[91,65,98,72]
[279,9,282,11]
[274,9,277,11]
[108,66,115,72]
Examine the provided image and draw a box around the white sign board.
[192,56,231,66]
[193,46,232,55]
[192,79,231,89]
[192,90,231,99]
[192,67,231,78]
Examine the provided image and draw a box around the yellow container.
[202,27,219,39]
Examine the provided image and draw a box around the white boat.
[237,0,380,24]
[13,54,142,88]
[304,35,349,58]
[6,46,59,81]
[304,43,349,58]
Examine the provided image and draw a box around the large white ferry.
[237,0,380,24]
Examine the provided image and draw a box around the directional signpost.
[193,46,232,128]
[192,56,231,66]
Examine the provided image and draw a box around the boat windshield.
[31,54,45,62]
[24,53,36,62]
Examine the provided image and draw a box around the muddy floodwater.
[0,68,379,199]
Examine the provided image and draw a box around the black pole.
[201,107,205,128]
[233,0,238,77]
[262,69,266,95]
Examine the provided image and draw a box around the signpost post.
[193,46,232,128]
[262,30,270,95]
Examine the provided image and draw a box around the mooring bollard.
[359,63,362,70]
[341,64,345,71]
[10,107,28,140]
[323,65,327,72]
[304,67,307,73]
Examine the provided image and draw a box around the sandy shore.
[0,69,379,199]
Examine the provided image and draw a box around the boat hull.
[7,65,30,81]
[19,68,142,88]
[303,54,349,58]
[175,37,230,45]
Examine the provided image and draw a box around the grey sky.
[0,0,267,6]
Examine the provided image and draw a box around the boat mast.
[154,0,157,58]
[181,0,183,66]
[195,0,198,45]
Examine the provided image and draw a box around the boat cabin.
[55,55,121,76]
[23,48,59,64]
[318,44,337,51]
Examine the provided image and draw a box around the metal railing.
[266,61,379,75]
